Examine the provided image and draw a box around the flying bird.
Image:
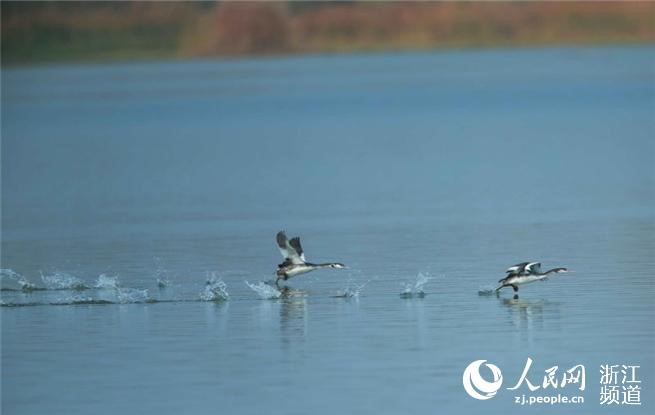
[496,262,569,293]
[275,231,346,285]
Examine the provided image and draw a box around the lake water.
[2,46,654,414]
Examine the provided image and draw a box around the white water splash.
[154,259,171,288]
[478,285,497,296]
[93,274,150,303]
[95,274,120,289]
[200,272,229,301]
[334,279,370,298]
[1,269,38,291]
[41,271,88,290]
[400,272,433,298]
[116,288,151,304]
[1,269,21,281]
[245,281,281,299]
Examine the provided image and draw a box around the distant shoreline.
[3,2,654,66]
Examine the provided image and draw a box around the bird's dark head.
[330,263,347,269]
[552,267,569,274]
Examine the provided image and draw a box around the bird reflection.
[498,295,561,343]
[278,286,308,347]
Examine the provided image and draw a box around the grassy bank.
[2,1,654,65]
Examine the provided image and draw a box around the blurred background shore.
[2,1,654,65]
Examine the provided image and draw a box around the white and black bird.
[496,262,569,293]
[275,231,346,285]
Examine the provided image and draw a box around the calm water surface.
[2,46,654,414]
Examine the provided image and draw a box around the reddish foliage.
[213,3,290,55]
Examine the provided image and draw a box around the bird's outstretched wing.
[276,231,306,265]
[505,261,542,277]
[289,237,305,261]
[524,262,542,274]
[506,262,529,276]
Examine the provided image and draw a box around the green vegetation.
[2,1,654,65]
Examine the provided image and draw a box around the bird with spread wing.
[275,231,346,285]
